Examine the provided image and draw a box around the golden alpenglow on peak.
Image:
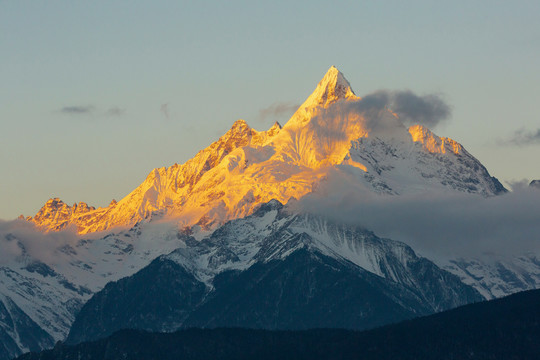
[296,66,358,112]
[408,125,462,155]
[313,65,358,105]
[27,67,506,234]
[282,66,360,132]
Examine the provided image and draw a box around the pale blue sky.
[1,1,540,219]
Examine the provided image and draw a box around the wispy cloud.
[499,128,540,146]
[258,102,299,123]
[0,220,79,265]
[60,105,95,115]
[160,103,170,119]
[105,107,125,117]
[58,105,125,117]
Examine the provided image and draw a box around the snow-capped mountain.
[66,201,482,344]
[2,66,532,359]
[25,66,505,234]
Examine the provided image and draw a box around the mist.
[258,102,299,124]
[293,169,540,260]
[0,220,79,265]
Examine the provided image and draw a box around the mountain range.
[65,201,482,344]
[1,66,538,359]
[23,66,505,234]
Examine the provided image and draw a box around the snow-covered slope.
[442,254,540,299]
[0,218,186,359]
[26,66,505,234]
[166,200,481,311]
[343,125,506,196]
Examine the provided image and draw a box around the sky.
[1,0,540,220]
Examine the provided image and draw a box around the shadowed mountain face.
[66,203,481,345]
[0,296,54,360]
[18,289,540,360]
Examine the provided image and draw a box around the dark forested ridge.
[17,288,540,360]
[66,246,481,345]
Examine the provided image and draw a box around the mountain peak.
[282,66,360,130]
[229,119,250,131]
[304,66,358,109]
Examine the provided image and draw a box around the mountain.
[0,220,186,360]
[0,66,520,358]
[17,289,540,360]
[65,201,482,345]
[530,179,540,189]
[25,66,505,234]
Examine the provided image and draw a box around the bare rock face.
[530,180,540,189]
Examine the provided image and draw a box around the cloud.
[288,89,451,148]
[106,107,125,116]
[59,105,125,117]
[499,128,540,146]
[505,179,531,191]
[258,102,300,123]
[347,90,452,128]
[160,103,170,119]
[257,90,448,130]
[299,90,451,130]
[391,90,451,127]
[60,105,95,115]
[292,169,540,259]
[0,220,79,265]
